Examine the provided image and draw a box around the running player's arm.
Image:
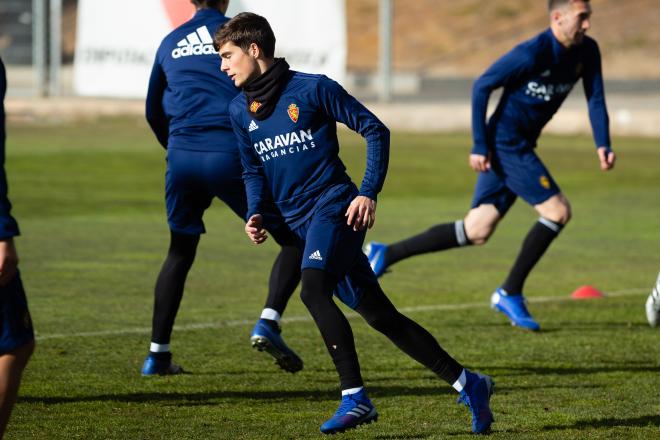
[471,45,536,169]
[316,77,390,231]
[582,39,615,170]
[0,58,19,286]
[145,54,169,149]
[229,100,268,243]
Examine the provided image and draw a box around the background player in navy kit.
[143,0,304,375]
[367,0,615,331]
[218,13,495,435]
[0,57,35,438]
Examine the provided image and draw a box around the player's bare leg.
[464,204,501,245]
[535,194,572,225]
[0,340,34,437]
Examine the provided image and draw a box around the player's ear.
[249,43,260,59]
[550,8,563,24]
[550,8,566,24]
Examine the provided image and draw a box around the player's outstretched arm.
[345,196,376,232]
[583,40,613,168]
[471,44,535,159]
[597,146,616,171]
[316,77,390,204]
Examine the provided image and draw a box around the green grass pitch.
[5,117,659,439]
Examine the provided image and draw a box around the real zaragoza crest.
[539,175,551,189]
[287,103,299,123]
[250,101,262,113]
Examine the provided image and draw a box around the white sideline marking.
[35,288,648,341]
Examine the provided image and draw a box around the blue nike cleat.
[457,370,495,435]
[141,353,183,376]
[320,389,378,434]
[250,319,303,373]
[491,288,540,331]
[364,242,388,277]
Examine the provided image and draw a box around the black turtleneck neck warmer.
[243,58,292,121]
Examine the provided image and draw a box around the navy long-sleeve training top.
[230,72,390,227]
[0,58,19,239]
[146,8,239,152]
[472,28,610,155]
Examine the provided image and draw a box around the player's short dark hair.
[191,0,225,8]
[548,0,589,11]
[213,12,276,58]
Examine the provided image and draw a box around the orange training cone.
[571,285,605,300]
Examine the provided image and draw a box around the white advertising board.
[74,0,346,98]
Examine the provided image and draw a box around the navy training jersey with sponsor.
[146,8,239,152]
[0,58,19,239]
[229,72,390,227]
[471,28,610,155]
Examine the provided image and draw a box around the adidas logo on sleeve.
[308,250,323,261]
[171,26,217,59]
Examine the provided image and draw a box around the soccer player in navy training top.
[143,0,304,376]
[217,13,495,435]
[0,57,35,438]
[366,0,615,331]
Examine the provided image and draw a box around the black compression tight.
[265,245,302,315]
[151,231,199,344]
[151,230,302,345]
[300,269,363,390]
[354,283,463,385]
[300,268,463,390]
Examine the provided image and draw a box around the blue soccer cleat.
[141,353,184,376]
[457,370,495,435]
[364,242,388,277]
[320,389,378,434]
[250,319,303,373]
[491,288,540,331]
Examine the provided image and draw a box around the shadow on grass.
[19,384,456,406]
[496,383,601,392]
[552,321,654,330]
[480,364,660,376]
[542,414,660,430]
[372,435,431,439]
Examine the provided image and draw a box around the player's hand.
[469,153,491,172]
[0,238,19,286]
[597,147,616,171]
[245,214,268,244]
[345,196,376,231]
